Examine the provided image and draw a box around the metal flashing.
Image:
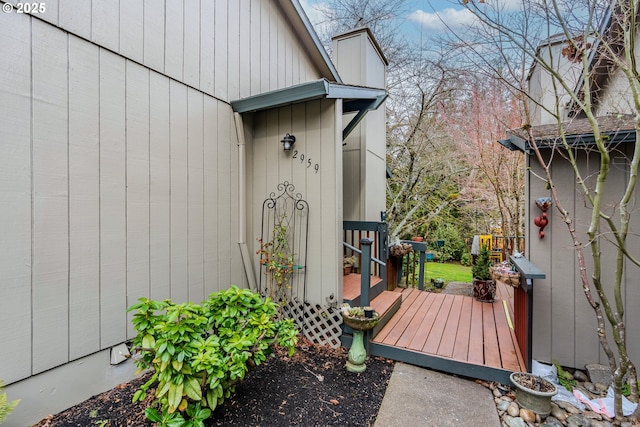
[231,79,387,113]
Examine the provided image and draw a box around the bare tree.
[451,0,640,419]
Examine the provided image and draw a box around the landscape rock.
[550,404,568,422]
[520,408,536,423]
[583,410,602,420]
[566,413,588,426]
[586,364,612,386]
[594,382,609,394]
[540,417,565,427]
[555,400,581,414]
[497,399,511,412]
[574,370,590,382]
[507,401,521,417]
[503,415,527,427]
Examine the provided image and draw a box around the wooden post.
[360,238,373,307]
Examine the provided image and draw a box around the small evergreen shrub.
[128,286,298,427]
[472,244,492,280]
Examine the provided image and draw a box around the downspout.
[234,112,258,290]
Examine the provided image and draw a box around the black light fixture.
[281,133,296,151]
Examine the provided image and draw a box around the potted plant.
[472,244,496,302]
[510,372,558,419]
[343,255,357,275]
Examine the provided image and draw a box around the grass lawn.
[423,261,472,284]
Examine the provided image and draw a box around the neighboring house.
[0,1,387,425]
[500,6,640,370]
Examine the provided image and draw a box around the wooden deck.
[366,281,525,384]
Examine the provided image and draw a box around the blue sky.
[299,0,477,37]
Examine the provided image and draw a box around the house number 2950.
[292,150,320,173]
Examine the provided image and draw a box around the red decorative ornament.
[534,197,552,239]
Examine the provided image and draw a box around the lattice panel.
[283,299,343,348]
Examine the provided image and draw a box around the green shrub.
[429,224,466,261]
[128,286,298,427]
[0,380,19,425]
[460,252,472,266]
[471,245,492,280]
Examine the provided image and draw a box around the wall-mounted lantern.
[281,133,296,151]
[534,197,552,238]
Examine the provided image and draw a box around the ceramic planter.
[472,278,496,302]
[510,372,558,418]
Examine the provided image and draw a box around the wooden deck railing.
[509,255,546,372]
[343,221,388,306]
[387,240,428,290]
[343,221,388,277]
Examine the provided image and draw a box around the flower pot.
[412,236,424,242]
[343,265,353,276]
[510,372,557,418]
[472,278,496,302]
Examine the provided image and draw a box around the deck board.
[394,291,432,348]
[494,300,521,371]
[371,286,525,373]
[375,287,421,342]
[380,290,427,345]
[343,273,383,301]
[452,296,473,361]
[422,294,454,354]
[437,294,464,358]
[483,301,502,368]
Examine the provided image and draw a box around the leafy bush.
[128,286,298,427]
[460,252,472,266]
[0,380,19,425]
[428,224,466,261]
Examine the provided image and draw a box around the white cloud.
[408,7,477,32]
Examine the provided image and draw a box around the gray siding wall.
[0,13,241,384]
[333,30,387,222]
[0,0,324,388]
[2,0,320,99]
[528,147,640,368]
[246,100,343,305]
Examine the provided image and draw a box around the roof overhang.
[499,115,637,153]
[230,79,387,140]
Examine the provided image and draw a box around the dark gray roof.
[500,115,637,152]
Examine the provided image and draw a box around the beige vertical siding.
[99,49,128,349]
[149,73,172,301]
[68,36,101,360]
[0,11,253,384]
[247,100,342,306]
[529,147,640,368]
[31,20,70,375]
[0,11,33,384]
[1,0,328,390]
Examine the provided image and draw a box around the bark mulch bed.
[33,339,395,427]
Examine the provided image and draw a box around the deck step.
[343,273,385,306]
[341,290,403,341]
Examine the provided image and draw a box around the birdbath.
[341,307,381,373]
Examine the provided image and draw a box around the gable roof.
[568,1,640,117]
